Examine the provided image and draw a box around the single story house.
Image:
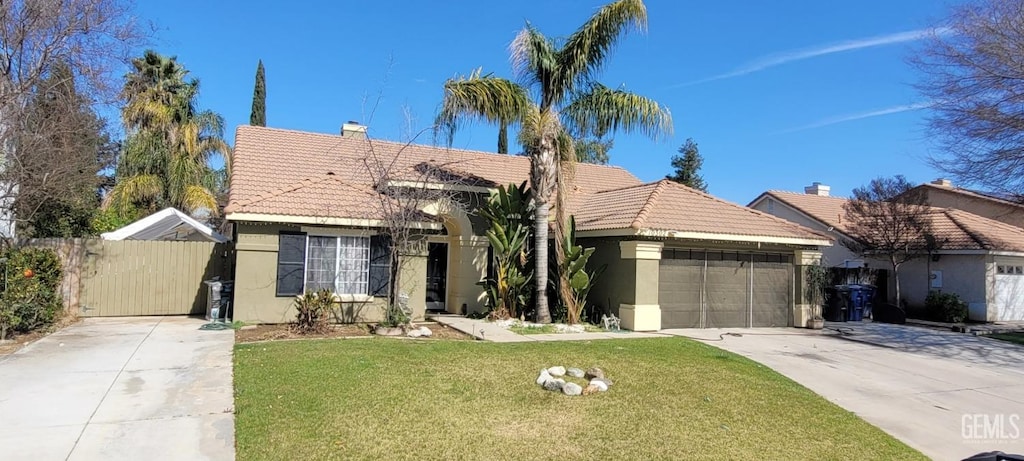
[226,124,831,330]
[749,184,1024,322]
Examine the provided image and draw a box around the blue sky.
[134,0,957,204]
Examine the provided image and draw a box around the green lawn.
[234,337,924,460]
[989,332,1024,346]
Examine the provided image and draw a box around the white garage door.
[993,264,1024,321]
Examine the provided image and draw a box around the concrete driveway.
[0,317,234,461]
[663,323,1024,460]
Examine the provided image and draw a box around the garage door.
[993,264,1024,321]
[659,249,792,328]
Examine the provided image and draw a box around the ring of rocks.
[537,366,613,396]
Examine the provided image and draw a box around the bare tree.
[0,0,144,235]
[842,176,936,306]
[914,0,1024,194]
[359,131,464,327]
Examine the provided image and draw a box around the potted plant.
[805,263,829,330]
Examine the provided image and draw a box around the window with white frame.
[305,235,371,295]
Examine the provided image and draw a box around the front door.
[426,242,448,311]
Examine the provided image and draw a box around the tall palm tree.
[108,51,230,217]
[437,0,672,323]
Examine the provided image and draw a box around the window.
[278,232,393,297]
[305,235,371,294]
[997,265,1024,276]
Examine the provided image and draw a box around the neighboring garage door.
[993,264,1024,321]
[660,249,793,328]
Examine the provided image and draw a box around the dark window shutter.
[369,234,391,296]
[276,233,306,296]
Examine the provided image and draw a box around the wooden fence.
[24,239,233,317]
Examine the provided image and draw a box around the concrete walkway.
[0,317,235,461]
[430,314,665,342]
[662,323,1024,460]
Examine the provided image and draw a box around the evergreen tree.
[250,60,266,126]
[666,138,707,191]
[17,62,111,237]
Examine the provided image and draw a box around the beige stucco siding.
[923,189,1024,228]
[893,255,987,310]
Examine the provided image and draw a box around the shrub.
[925,291,968,323]
[292,289,333,334]
[0,246,63,339]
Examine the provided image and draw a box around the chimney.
[931,178,953,188]
[804,182,830,196]
[341,121,367,139]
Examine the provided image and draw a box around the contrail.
[780,102,932,133]
[674,27,952,87]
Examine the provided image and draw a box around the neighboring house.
[750,184,1024,322]
[905,179,1024,229]
[226,125,830,330]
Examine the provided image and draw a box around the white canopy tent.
[101,207,228,243]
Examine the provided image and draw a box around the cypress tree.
[250,60,266,126]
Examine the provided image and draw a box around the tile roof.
[226,126,831,244]
[226,125,641,218]
[760,190,852,233]
[575,180,830,242]
[762,191,1024,253]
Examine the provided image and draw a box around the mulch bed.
[0,315,81,356]
[235,322,472,343]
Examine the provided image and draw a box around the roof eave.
[225,212,444,230]
[577,227,832,247]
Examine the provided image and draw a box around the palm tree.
[108,51,230,217]
[437,0,672,323]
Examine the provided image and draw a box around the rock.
[407,329,422,338]
[582,384,600,395]
[584,367,605,380]
[240,325,258,331]
[536,369,552,386]
[589,379,609,392]
[591,376,613,387]
[542,378,565,392]
[563,382,583,396]
[555,324,585,334]
[419,326,433,337]
[547,366,566,377]
[566,367,585,378]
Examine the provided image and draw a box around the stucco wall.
[923,188,1024,228]
[894,254,987,313]
[580,238,635,316]
[232,222,427,324]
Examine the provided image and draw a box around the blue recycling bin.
[846,284,875,321]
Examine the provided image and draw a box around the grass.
[988,332,1024,346]
[234,337,925,461]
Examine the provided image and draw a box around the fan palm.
[437,0,672,323]
[108,51,230,217]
